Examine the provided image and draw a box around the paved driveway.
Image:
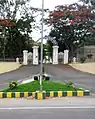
[0,64,95,93]
[45,64,95,93]
[0,65,40,89]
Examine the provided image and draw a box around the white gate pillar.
[52,45,59,64]
[23,50,28,65]
[64,50,69,64]
[33,46,39,65]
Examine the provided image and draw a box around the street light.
[40,0,44,91]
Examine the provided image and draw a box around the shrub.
[87,54,93,59]
[80,57,86,63]
[79,88,83,90]
[9,81,18,90]
[66,81,74,87]
[71,84,75,88]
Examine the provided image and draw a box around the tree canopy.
[46,2,95,56]
[0,0,40,58]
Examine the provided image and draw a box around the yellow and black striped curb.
[0,90,90,99]
[45,90,90,97]
[35,90,90,100]
[0,92,35,98]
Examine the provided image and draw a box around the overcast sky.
[30,0,78,10]
[30,0,79,42]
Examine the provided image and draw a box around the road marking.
[0,106,95,110]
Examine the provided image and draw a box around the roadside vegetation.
[2,80,83,92]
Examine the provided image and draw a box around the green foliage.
[46,3,95,56]
[80,57,86,63]
[66,81,74,88]
[9,81,18,90]
[0,0,40,58]
[42,66,45,79]
[2,80,82,92]
[46,40,53,57]
[87,54,93,59]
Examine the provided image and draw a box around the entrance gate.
[23,45,69,65]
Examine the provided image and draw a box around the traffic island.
[0,80,90,99]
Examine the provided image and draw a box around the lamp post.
[40,0,44,91]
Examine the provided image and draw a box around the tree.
[46,3,95,57]
[79,0,95,7]
[0,0,38,58]
[79,0,95,45]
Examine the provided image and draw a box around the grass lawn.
[1,80,83,92]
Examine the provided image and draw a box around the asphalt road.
[0,64,95,119]
[0,65,40,89]
[0,108,95,119]
[0,97,95,119]
[0,64,95,93]
[45,64,95,93]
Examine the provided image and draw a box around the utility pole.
[40,0,44,91]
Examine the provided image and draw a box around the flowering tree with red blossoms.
[0,19,16,27]
[0,0,37,58]
[47,3,95,55]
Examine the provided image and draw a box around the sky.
[30,0,79,42]
[30,0,78,10]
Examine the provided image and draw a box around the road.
[0,65,40,89]
[0,108,95,119]
[0,97,95,119]
[45,64,95,93]
[0,64,95,93]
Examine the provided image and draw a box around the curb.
[0,92,35,98]
[35,90,90,100]
[0,90,90,99]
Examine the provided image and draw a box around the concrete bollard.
[16,57,19,63]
